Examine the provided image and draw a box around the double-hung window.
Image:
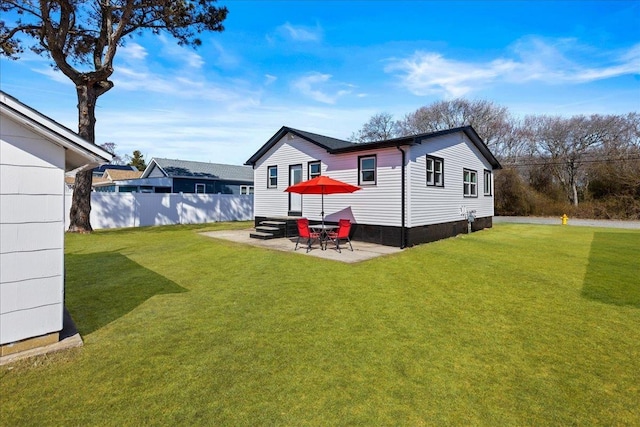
[463,169,477,197]
[426,156,444,187]
[195,183,206,194]
[308,161,321,179]
[359,155,376,185]
[267,166,278,188]
[484,170,492,196]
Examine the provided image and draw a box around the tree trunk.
[67,83,100,233]
[68,169,95,232]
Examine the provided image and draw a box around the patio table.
[309,224,339,250]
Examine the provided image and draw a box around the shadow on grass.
[582,232,640,308]
[65,251,187,335]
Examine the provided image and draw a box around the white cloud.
[31,66,72,85]
[119,42,148,61]
[385,38,640,98]
[208,40,239,68]
[150,34,204,69]
[292,72,352,104]
[95,98,378,165]
[264,74,277,85]
[277,22,322,42]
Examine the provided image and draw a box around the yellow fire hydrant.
[561,214,568,225]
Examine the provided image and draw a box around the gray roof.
[145,158,254,181]
[288,128,355,151]
[245,125,501,169]
[245,126,355,165]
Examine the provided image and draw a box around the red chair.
[326,219,353,253]
[295,218,320,252]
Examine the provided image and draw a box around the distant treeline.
[351,99,640,219]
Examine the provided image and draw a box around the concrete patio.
[201,229,403,263]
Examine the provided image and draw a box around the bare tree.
[584,113,640,204]
[349,112,398,142]
[524,114,637,206]
[99,142,126,165]
[1,0,228,232]
[395,98,523,159]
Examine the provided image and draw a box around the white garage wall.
[0,116,65,345]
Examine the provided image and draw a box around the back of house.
[245,126,501,247]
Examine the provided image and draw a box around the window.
[484,170,492,196]
[240,185,254,195]
[359,155,376,185]
[308,161,321,179]
[426,156,444,187]
[195,183,205,194]
[267,165,278,188]
[463,169,477,197]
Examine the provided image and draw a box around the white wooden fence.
[64,193,254,230]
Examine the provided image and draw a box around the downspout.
[396,145,406,249]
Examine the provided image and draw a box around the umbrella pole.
[321,190,325,226]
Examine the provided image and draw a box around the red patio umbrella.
[284,175,361,225]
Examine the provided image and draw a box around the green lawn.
[1,222,639,425]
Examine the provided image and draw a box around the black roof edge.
[245,126,354,166]
[356,125,501,170]
[329,138,414,154]
[246,125,502,170]
[458,126,502,170]
[328,125,502,170]
[245,126,289,166]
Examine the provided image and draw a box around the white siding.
[253,134,404,226]
[406,132,495,227]
[0,305,63,345]
[0,115,65,345]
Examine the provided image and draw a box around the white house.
[245,126,502,247]
[0,91,112,356]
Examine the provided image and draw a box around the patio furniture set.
[250,175,358,252]
[295,218,353,253]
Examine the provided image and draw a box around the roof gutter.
[396,145,406,249]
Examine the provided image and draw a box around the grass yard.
[1,222,639,425]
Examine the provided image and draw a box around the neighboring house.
[0,91,111,356]
[65,164,139,192]
[92,163,138,177]
[245,125,502,247]
[102,157,254,194]
[91,168,143,192]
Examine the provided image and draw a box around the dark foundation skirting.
[351,216,493,248]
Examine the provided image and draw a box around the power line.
[502,156,640,167]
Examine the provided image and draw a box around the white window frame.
[240,185,254,195]
[195,183,206,194]
[267,165,278,188]
[359,155,377,186]
[463,169,477,198]
[426,155,444,187]
[484,170,492,196]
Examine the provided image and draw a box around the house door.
[289,164,302,215]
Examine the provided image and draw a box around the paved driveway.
[494,216,640,229]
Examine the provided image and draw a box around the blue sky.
[1,1,639,165]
